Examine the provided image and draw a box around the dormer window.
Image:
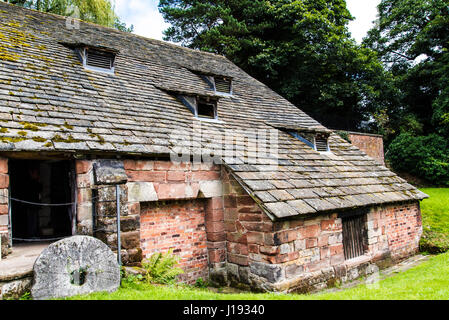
[198,73,233,95]
[82,48,115,74]
[197,99,216,119]
[287,131,330,153]
[314,134,330,152]
[177,95,220,122]
[214,76,232,95]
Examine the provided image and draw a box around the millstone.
[31,236,120,300]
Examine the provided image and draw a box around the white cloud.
[114,0,169,40]
[346,0,381,43]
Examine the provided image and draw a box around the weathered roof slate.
[0,2,427,219]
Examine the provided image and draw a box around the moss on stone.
[32,137,47,143]
[0,136,26,143]
[89,132,106,145]
[17,131,27,136]
[63,121,74,130]
[21,123,39,131]
[52,134,82,143]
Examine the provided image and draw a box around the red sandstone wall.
[348,133,385,164]
[222,167,422,290]
[0,158,9,258]
[140,200,209,284]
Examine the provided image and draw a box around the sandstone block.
[127,182,158,202]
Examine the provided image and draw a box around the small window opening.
[197,99,217,119]
[342,214,366,260]
[314,135,329,152]
[214,76,232,94]
[83,48,115,73]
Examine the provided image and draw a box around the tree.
[364,0,449,184]
[364,0,449,138]
[2,0,133,32]
[159,0,390,131]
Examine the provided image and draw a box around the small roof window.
[314,134,330,152]
[82,48,115,74]
[198,73,233,95]
[288,131,330,153]
[214,76,232,95]
[197,100,216,119]
[178,95,220,122]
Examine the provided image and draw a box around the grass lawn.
[419,188,449,252]
[66,250,449,300]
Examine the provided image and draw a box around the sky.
[114,0,381,44]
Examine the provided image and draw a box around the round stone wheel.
[31,235,120,300]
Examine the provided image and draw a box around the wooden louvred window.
[85,49,115,72]
[342,214,366,260]
[214,76,232,94]
[314,135,329,152]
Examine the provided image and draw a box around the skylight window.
[82,48,115,74]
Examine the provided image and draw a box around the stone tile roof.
[0,3,427,219]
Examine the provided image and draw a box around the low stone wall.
[218,168,422,292]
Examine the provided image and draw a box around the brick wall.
[0,158,9,258]
[141,200,209,284]
[348,132,385,164]
[124,160,226,283]
[221,167,422,292]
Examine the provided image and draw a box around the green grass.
[419,188,449,253]
[65,251,449,300]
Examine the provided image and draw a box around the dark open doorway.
[9,160,75,244]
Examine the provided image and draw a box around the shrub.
[139,249,184,284]
[387,133,449,186]
[194,278,210,289]
[336,131,351,143]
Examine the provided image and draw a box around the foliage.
[194,277,210,289]
[139,249,184,285]
[19,291,31,300]
[2,0,133,32]
[121,273,144,286]
[336,131,351,143]
[158,0,392,132]
[364,0,449,141]
[387,133,449,186]
[419,188,449,253]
